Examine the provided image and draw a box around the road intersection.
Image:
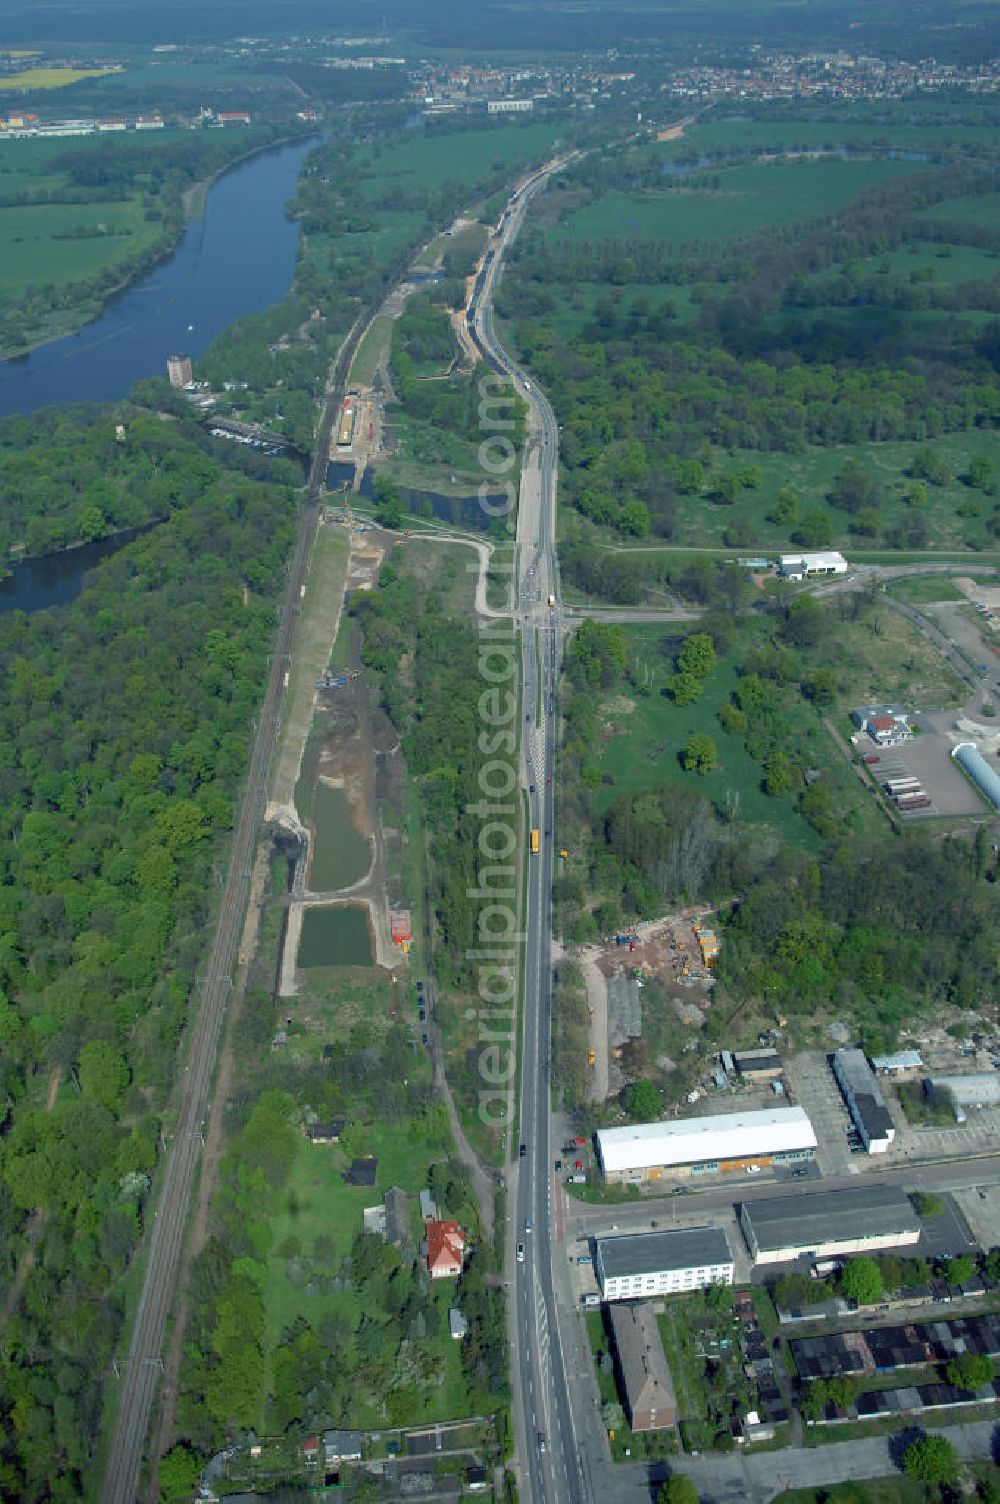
[470,158,1000,1504]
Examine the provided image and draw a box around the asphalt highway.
[464,151,1000,1504]
[470,157,592,1504]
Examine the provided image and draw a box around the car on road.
[418,1008,426,1021]
[421,1033,428,1045]
[537,1434,546,1454]
[671,1185,692,1195]
[416,980,424,992]
[516,1243,525,1263]
[530,784,535,793]
[792,1167,809,1177]
[524,1219,532,1234]
[554,1159,562,1171]
[519,1143,527,1158]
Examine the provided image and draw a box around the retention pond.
[308,781,371,892]
[297,905,373,968]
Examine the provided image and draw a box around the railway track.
[100,305,369,1499]
[100,497,320,1503]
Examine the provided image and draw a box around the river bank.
[0,126,314,365]
[0,134,315,417]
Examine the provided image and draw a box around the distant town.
[2,37,1000,142]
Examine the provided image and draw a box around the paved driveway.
[784,1052,856,1177]
[634,1420,999,1504]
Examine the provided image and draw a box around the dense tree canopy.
[0,407,296,1500]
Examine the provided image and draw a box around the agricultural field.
[0,66,120,90]
[0,129,220,326]
[358,120,566,202]
[804,240,1000,289]
[663,117,1000,158]
[314,208,425,268]
[0,199,158,303]
[550,157,927,251]
[530,281,693,341]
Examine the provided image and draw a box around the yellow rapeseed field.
[0,67,121,90]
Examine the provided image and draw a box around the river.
[0,135,315,420]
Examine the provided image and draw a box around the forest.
[498,150,1000,550]
[0,404,297,1500]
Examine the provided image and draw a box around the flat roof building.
[778,551,848,580]
[926,1073,1000,1123]
[740,1185,920,1266]
[734,1048,783,1080]
[832,1048,895,1153]
[608,1302,677,1432]
[596,1227,734,1302]
[596,1105,817,1184]
[871,1050,924,1077]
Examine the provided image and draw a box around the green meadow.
[551,157,927,250]
[360,120,565,200]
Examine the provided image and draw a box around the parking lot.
[784,1051,857,1176]
[897,1108,1000,1162]
[877,732,986,817]
[955,1184,1000,1251]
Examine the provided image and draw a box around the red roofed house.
[868,713,909,746]
[426,1219,465,1279]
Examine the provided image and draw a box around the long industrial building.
[596,1227,735,1302]
[740,1185,921,1266]
[596,1106,817,1184]
[832,1047,895,1153]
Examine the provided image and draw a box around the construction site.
[580,911,721,1102]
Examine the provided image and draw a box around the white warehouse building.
[596,1227,735,1302]
[777,551,848,581]
[596,1106,817,1185]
